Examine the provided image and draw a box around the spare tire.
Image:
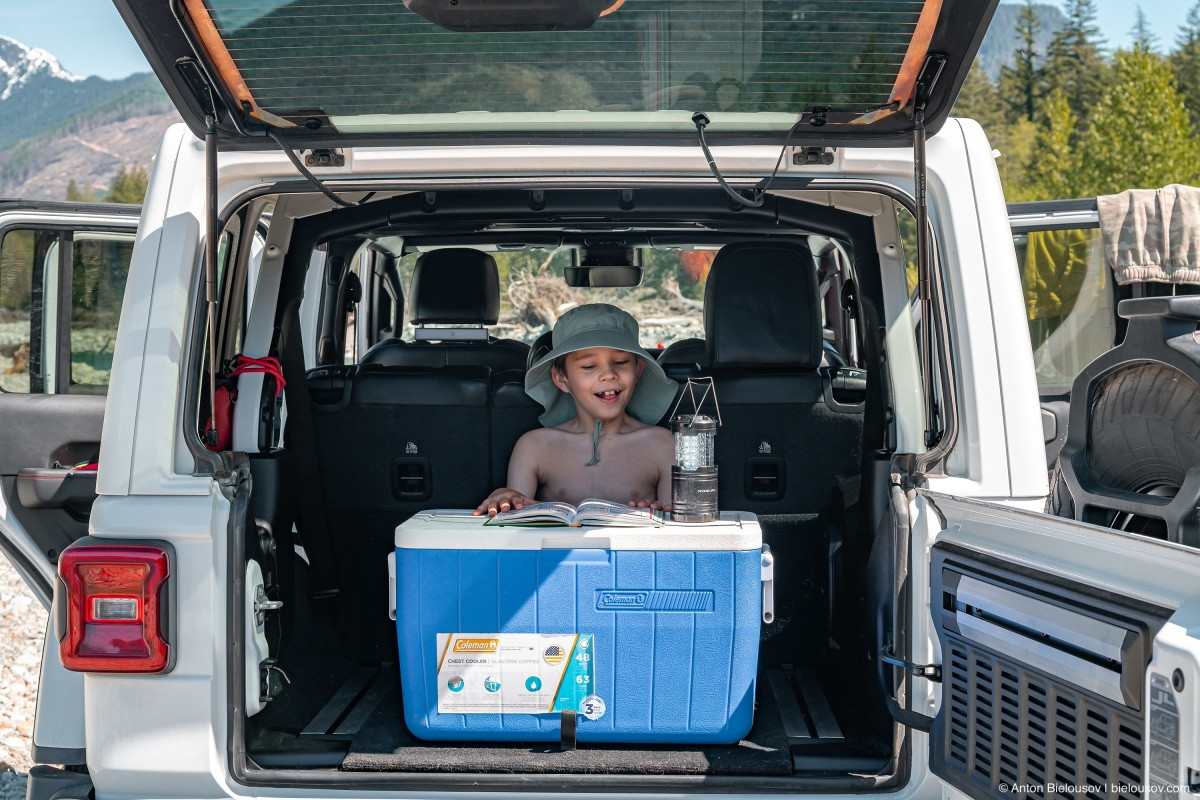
[1049,362,1200,538]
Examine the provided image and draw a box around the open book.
[483,498,664,527]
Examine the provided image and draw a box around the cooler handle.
[541,537,612,550]
[761,545,774,625]
[387,552,396,621]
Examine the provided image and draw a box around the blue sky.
[3,0,1197,80]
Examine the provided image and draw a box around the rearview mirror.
[564,266,643,287]
[564,245,643,287]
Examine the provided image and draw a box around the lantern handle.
[667,376,722,428]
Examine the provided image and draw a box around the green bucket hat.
[525,303,678,428]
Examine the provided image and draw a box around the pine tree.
[951,60,1006,134]
[66,180,97,202]
[994,117,1040,202]
[1042,0,1108,127]
[1131,7,1159,54]
[1172,1,1200,131]
[1077,48,1200,196]
[1025,89,1079,199]
[998,0,1042,121]
[107,165,149,205]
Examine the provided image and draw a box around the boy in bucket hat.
[475,303,679,516]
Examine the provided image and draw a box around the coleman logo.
[405,441,419,454]
[758,441,772,454]
[597,592,647,608]
[453,638,499,652]
[595,590,715,612]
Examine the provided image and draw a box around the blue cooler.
[388,511,771,744]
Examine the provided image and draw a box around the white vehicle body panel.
[920,493,1200,797]
[84,493,229,798]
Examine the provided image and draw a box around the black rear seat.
[307,249,528,658]
[669,240,864,515]
[360,248,528,371]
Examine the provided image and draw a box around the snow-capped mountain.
[0,35,180,200]
[0,35,161,151]
[0,34,83,101]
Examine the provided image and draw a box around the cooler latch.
[880,645,942,681]
[387,552,396,621]
[761,545,775,625]
[560,710,577,752]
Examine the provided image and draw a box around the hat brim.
[525,330,678,427]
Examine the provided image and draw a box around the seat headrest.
[527,329,554,371]
[704,240,822,369]
[410,249,500,325]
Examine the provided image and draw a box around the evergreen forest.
[952,0,1200,201]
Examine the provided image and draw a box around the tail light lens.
[58,545,171,673]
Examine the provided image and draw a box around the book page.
[575,498,637,515]
[575,499,662,526]
[483,501,577,525]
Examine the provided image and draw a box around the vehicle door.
[918,491,1199,800]
[0,201,140,604]
[1007,199,1110,469]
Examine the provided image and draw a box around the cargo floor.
[283,664,873,775]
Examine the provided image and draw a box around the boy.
[475,304,678,516]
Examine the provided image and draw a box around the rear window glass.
[1014,226,1113,396]
[69,233,134,392]
[395,248,710,353]
[199,0,926,133]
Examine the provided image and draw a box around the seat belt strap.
[279,307,340,599]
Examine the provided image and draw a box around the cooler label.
[435,633,595,715]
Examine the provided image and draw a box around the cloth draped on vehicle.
[1097,183,1200,285]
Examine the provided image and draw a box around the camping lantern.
[670,379,721,523]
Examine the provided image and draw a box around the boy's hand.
[475,488,535,516]
[629,499,671,511]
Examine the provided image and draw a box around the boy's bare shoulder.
[630,424,672,442]
[514,427,557,447]
[625,424,673,458]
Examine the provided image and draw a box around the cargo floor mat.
[339,670,793,775]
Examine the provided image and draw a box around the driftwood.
[507,251,581,328]
[662,276,704,310]
[3,342,29,375]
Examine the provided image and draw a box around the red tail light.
[58,545,171,673]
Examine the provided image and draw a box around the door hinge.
[881,645,942,681]
[215,457,252,493]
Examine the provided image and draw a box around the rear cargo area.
[229,185,905,788]
[243,499,897,784]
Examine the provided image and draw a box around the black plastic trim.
[25,764,92,800]
[1056,297,1200,546]
[0,199,141,217]
[1007,198,1099,217]
[30,744,86,766]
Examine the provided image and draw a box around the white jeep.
[1,1,1198,799]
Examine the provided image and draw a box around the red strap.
[203,355,286,452]
[229,355,286,396]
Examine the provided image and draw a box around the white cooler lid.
[395,510,762,551]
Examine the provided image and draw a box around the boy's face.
[551,347,645,422]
